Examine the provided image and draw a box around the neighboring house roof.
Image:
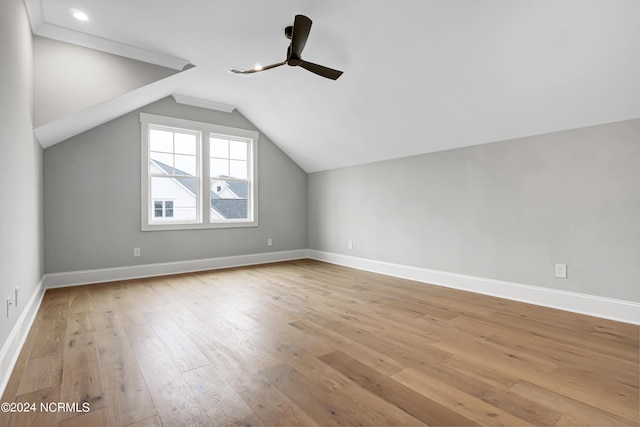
[212,177,248,199]
[211,198,247,220]
[151,160,247,219]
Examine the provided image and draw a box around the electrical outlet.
[267,238,273,247]
[348,240,353,250]
[134,247,141,257]
[555,264,567,279]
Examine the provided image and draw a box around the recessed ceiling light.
[72,10,89,21]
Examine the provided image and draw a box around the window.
[153,200,174,218]
[141,113,258,231]
[148,125,199,223]
[210,135,250,222]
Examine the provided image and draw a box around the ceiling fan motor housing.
[284,25,293,39]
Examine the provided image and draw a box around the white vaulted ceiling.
[25,0,640,172]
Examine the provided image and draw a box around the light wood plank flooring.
[1,259,638,426]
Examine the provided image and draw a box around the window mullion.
[196,130,202,223]
[202,129,210,224]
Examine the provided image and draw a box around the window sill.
[142,220,259,231]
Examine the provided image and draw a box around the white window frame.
[141,112,259,231]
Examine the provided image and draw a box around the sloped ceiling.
[33,36,185,126]
[25,0,640,172]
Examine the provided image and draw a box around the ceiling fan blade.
[230,61,286,74]
[299,61,343,80]
[291,15,312,58]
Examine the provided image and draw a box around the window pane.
[211,158,229,177]
[229,160,247,179]
[229,140,247,160]
[175,154,196,176]
[150,152,174,171]
[154,201,163,209]
[175,132,196,155]
[151,177,197,221]
[211,180,248,220]
[154,208,163,217]
[210,137,229,158]
[150,129,173,153]
[166,201,174,209]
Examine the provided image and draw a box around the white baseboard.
[0,278,45,398]
[307,250,640,325]
[43,249,308,289]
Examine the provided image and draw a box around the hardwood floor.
[1,259,638,426]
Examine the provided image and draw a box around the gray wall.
[308,119,640,302]
[44,97,307,273]
[33,36,178,127]
[0,0,44,348]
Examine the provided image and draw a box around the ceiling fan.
[230,15,343,80]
